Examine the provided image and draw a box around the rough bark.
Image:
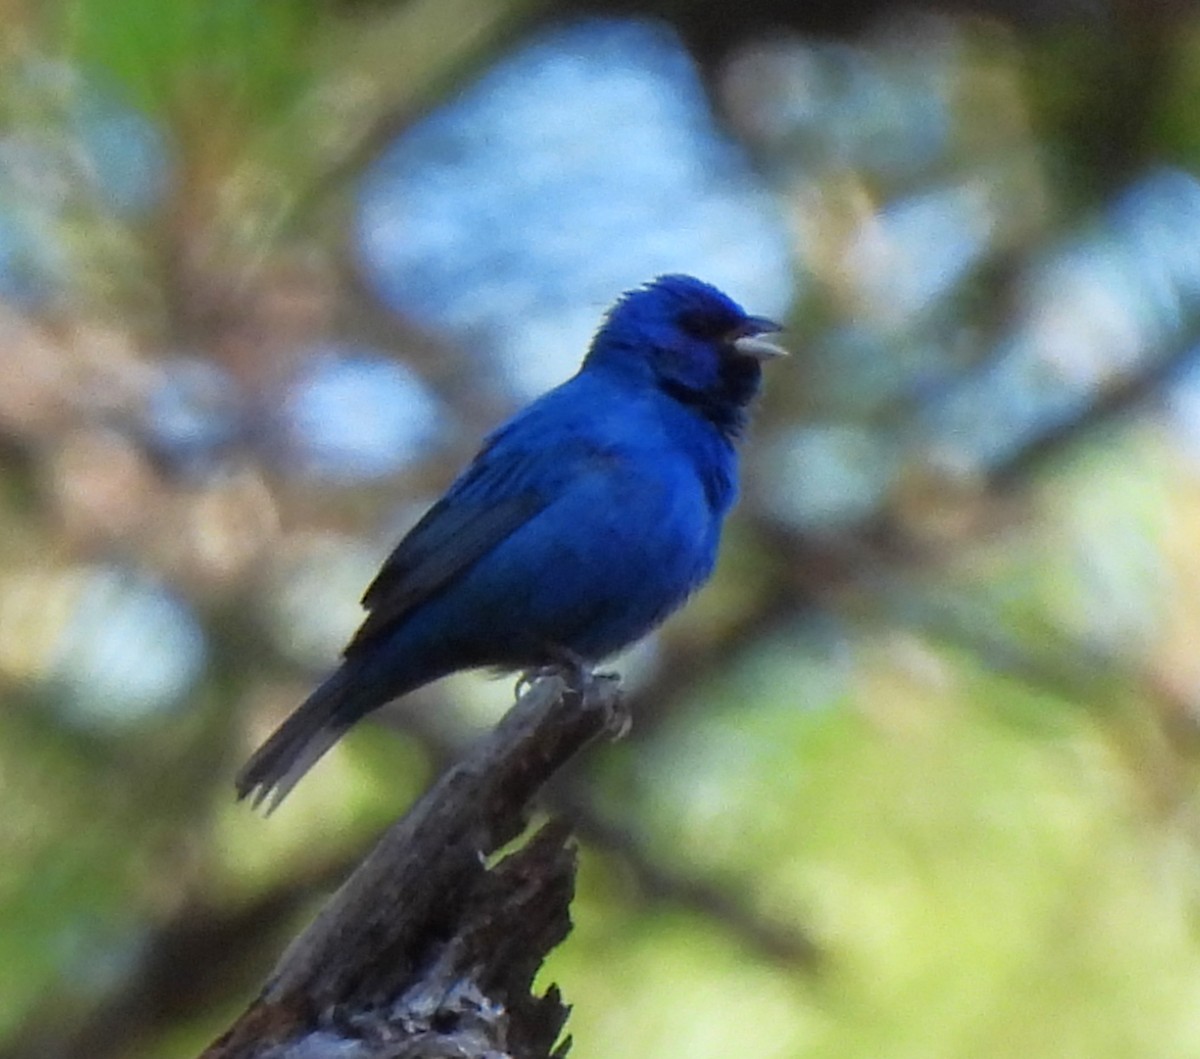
[201,673,623,1059]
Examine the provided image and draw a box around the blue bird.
[237,275,786,810]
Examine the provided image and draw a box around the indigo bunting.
[238,275,785,809]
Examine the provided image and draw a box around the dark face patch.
[677,304,746,346]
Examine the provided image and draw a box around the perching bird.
[237,274,786,810]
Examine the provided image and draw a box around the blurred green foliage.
[65,0,317,119]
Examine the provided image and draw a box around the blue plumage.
[237,275,785,809]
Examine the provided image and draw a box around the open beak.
[732,316,788,361]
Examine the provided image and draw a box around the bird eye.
[678,308,737,342]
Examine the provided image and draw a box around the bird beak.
[732,317,788,361]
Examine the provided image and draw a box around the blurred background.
[4,0,1200,1055]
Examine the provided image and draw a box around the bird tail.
[236,666,366,814]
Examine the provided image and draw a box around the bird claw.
[515,646,590,698]
[513,660,630,739]
[567,667,630,741]
[595,677,631,740]
[513,665,556,698]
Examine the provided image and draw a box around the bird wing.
[343,424,578,657]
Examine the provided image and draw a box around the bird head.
[584,274,786,436]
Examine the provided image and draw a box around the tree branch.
[201,673,623,1059]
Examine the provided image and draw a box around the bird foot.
[590,672,631,740]
[514,645,589,698]
[513,660,630,739]
[513,665,559,699]
[565,667,630,740]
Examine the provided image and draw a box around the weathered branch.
[202,673,622,1059]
